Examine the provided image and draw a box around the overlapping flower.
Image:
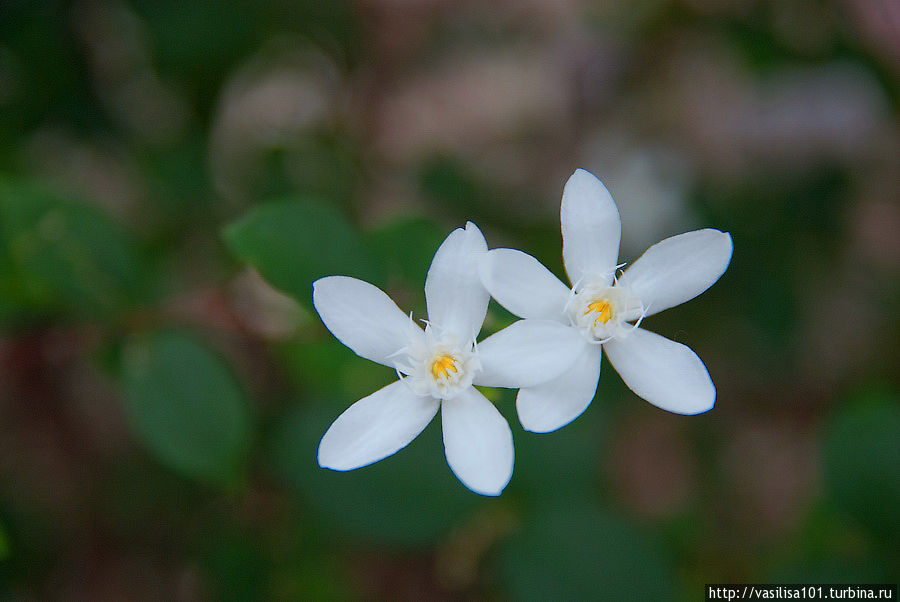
[313,170,733,495]
[480,169,733,432]
[313,222,583,495]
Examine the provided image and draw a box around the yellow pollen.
[585,300,614,325]
[431,355,458,380]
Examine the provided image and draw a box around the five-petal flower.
[313,222,584,495]
[480,169,733,433]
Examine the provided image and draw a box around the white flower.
[480,169,733,433]
[312,222,584,495]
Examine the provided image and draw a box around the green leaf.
[367,216,444,288]
[120,331,252,485]
[0,179,143,319]
[268,399,478,547]
[498,504,676,601]
[824,387,900,541]
[223,199,381,307]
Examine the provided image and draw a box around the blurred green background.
[0,0,897,599]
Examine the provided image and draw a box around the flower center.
[585,300,614,325]
[393,324,480,400]
[567,281,645,344]
[431,355,459,380]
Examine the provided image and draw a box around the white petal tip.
[316,454,352,472]
[311,275,344,306]
[521,423,563,434]
[572,167,594,178]
[707,228,734,254]
[463,221,484,238]
[317,444,381,472]
[716,228,733,241]
[566,168,603,188]
[643,382,716,416]
[518,408,586,433]
[455,472,511,497]
[443,221,485,246]
[316,442,359,471]
[312,274,344,288]
[470,486,505,497]
[460,474,511,496]
[708,229,734,275]
[667,392,716,416]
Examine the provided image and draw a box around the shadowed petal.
[604,328,715,415]
[425,222,490,343]
[561,169,621,287]
[480,248,570,321]
[474,319,585,388]
[313,276,422,367]
[318,380,440,471]
[618,229,733,318]
[441,387,513,496]
[516,341,601,433]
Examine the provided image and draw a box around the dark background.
[0,0,897,599]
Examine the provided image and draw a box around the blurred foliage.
[0,0,897,598]
[270,401,480,547]
[498,504,676,601]
[0,179,144,321]
[224,198,383,307]
[824,387,900,544]
[120,330,253,485]
[0,522,8,563]
[367,216,446,290]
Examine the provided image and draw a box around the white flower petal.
[516,341,601,433]
[474,319,586,388]
[479,248,570,321]
[425,222,490,343]
[317,380,440,471]
[313,276,422,367]
[561,169,621,287]
[603,328,715,415]
[441,386,513,496]
[618,229,733,317]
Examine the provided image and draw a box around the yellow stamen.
[585,300,614,325]
[431,355,458,380]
